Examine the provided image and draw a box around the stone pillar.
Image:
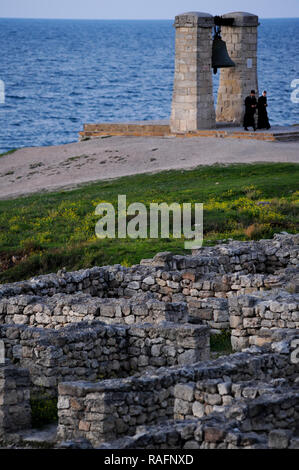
[216,12,259,125]
[170,12,216,133]
[0,361,31,435]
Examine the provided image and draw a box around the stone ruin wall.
[0,293,188,329]
[0,320,209,397]
[1,234,297,301]
[0,233,298,448]
[98,390,299,450]
[229,291,299,350]
[0,363,31,437]
[57,331,299,448]
[0,233,297,336]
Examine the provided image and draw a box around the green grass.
[210,330,233,355]
[30,397,58,429]
[0,149,17,158]
[0,162,298,283]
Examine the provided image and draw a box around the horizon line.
[0,16,298,21]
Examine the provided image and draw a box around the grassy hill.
[0,162,298,283]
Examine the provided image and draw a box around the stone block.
[192,401,205,418]
[268,429,291,449]
[174,383,195,402]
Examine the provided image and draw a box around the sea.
[0,18,298,153]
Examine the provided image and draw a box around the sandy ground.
[0,135,298,200]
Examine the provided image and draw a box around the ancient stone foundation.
[0,233,298,448]
[57,335,298,448]
[0,320,209,397]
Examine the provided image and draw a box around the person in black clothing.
[257,90,271,130]
[243,90,257,131]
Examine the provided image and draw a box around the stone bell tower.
[170,11,259,133]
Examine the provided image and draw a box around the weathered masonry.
[170,11,259,132]
[58,335,299,449]
[0,234,298,449]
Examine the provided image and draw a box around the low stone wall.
[0,234,297,301]
[0,321,209,397]
[229,291,299,350]
[98,418,268,450]
[1,270,295,333]
[98,390,299,450]
[78,123,299,143]
[173,378,293,420]
[187,297,229,329]
[0,292,188,329]
[79,122,171,139]
[190,233,298,275]
[0,234,297,335]
[57,335,298,447]
[0,361,31,435]
[173,329,299,419]
[227,391,299,437]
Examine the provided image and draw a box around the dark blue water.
[0,18,298,153]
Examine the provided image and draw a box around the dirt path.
[0,136,298,200]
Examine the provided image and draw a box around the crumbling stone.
[0,234,297,449]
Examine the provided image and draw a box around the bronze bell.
[212,31,235,74]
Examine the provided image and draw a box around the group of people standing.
[243,90,271,131]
